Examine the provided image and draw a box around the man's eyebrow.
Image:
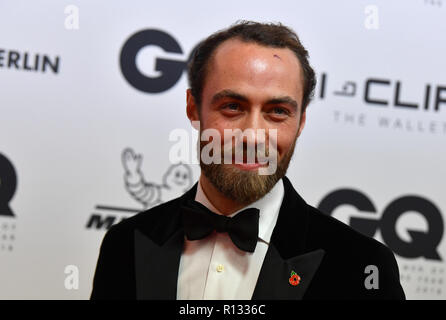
[211,89,299,111]
[267,96,299,111]
[211,90,249,105]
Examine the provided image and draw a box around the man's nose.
[240,109,267,145]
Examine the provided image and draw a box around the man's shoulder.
[306,204,394,259]
[282,176,392,258]
[304,205,404,299]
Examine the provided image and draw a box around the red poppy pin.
[289,270,301,286]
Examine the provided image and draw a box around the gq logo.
[120,29,196,93]
[0,153,17,217]
[318,189,443,261]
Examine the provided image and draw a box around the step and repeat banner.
[1,0,445,299]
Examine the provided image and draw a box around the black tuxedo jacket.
[91,176,405,300]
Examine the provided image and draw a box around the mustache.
[226,142,271,163]
[200,140,275,161]
[199,135,280,175]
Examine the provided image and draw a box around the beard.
[199,134,298,206]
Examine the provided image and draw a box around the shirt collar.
[195,177,285,245]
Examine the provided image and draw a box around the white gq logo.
[64,5,80,30]
[364,265,379,290]
[364,5,379,30]
[64,265,79,290]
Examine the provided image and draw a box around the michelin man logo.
[122,148,193,208]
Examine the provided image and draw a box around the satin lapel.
[134,228,184,300]
[134,182,198,300]
[252,244,325,300]
[252,176,326,300]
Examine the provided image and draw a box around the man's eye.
[223,103,240,111]
[271,107,288,115]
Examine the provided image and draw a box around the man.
[91,21,405,300]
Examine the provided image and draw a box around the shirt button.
[216,264,224,273]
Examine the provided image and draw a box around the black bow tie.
[180,199,260,253]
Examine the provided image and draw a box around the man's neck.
[199,174,247,216]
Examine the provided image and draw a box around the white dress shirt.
[177,178,285,300]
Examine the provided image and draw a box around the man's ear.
[186,89,200,129]
[297,109,307,138]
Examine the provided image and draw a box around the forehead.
[204,38,304,102]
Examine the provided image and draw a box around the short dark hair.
[187,20,316,113]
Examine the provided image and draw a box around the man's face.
[187,38,306,204]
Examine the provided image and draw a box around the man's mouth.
[230,154,268,170]
[233,162,266,170]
